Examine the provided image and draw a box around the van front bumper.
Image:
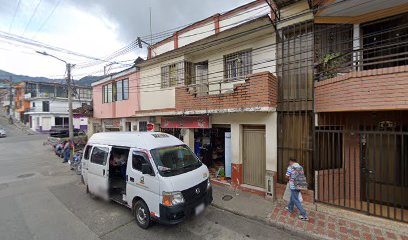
[158,187,213,225]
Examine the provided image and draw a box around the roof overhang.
[315,0,408,24]
[91,66,138,87]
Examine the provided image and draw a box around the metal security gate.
[243,126,266,188]
[315,112,408,222]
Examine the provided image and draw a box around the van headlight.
[207,179,211,190]
[162,191,185,206]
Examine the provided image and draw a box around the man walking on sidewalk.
[286,158,309,221]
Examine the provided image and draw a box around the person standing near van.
[285,158,309,221]
[62,140,71,163]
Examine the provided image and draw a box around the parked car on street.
[0,128,6,137]
[82,132,213,229]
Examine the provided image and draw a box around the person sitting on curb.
[285,158,309,221]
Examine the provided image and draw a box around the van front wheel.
[134,200,151,229]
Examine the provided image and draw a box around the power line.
[32,0,63,39]
[8,0,22,33]
[23,0,43,36]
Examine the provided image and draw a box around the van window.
[90,147,109,165]
[84,145,92,160]
[150,145,202,177]
[132,152,149,171]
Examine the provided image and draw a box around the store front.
[103,119,121,132]
[160,115,232,182]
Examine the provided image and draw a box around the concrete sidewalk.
[211,184,408,240]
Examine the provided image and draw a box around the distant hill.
[0,69,103,86]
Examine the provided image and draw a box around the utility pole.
[66,63,74,144]
[36,51,74,145]
[8,76,13,118]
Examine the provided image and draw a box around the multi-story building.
[312,0,408,222]
[136,0,278,193]
[21,81,92,132]
[91,60,149,134]
[14,82,30,123]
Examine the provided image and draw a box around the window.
[102,80,127,103]
[139,121,147,132]
[150,145,202,177]
[116,80,123,101]
[161,62,191,88]
[84,145,92,160]
[90,146,109,165]
[102,83,113,103]
[42,101,50,112]
[132,152,150,171]
[55,117,69,127]
[362,13,408,70]
[56,86,68,98]
[123,79,129,100]
[224,49,252,81]
[79,89,91,100]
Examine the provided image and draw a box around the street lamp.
[36,51,74,145]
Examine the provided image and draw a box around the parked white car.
[81,132,212,229]
[0,128,6,137]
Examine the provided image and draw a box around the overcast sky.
[0,0,252,80]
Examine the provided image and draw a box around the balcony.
[175,71,277,114]
[314,14,408,112]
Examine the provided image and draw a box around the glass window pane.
[123,79,128,100]
[90,147,109,165]
[116,80,123,101]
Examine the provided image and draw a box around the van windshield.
[150,145,202,177]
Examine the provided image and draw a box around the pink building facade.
[91,66,150,133]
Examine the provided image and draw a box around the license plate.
[195,203,205,216]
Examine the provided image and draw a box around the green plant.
[217,167,225,177]
[321,52,343,80]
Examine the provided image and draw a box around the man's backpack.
[292,165,308,190]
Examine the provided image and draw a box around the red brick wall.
[315,66,408,112]
[175,71,277,112]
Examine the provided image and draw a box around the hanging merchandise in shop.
[161,116,210,129]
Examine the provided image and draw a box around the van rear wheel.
[134,200,151,229]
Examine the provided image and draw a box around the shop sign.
[104,119,121,128]
[161,116,210,129]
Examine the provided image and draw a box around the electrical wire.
[8,0,22,33]
[23,0,43,36]
[32,0,63,39]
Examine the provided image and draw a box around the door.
[195,62,208,96]
[361,132,408,207]
[126,122,131,132]
[82,144,93,186]
[42,117,52,131]
[243,127,266,188]
[126,150,160,216]
[88,145,111,199]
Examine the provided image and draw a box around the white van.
[81,132,212,228]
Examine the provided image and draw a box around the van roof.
[87,132,185,150]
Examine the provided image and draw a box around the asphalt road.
[0,121,300,240]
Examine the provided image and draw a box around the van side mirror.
[141,163,153,175]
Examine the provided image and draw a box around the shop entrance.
[194,125,231,182]
[243,126,266,188]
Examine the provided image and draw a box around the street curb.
[211,203,318,240]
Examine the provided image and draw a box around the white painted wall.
[139,56,185,111]
[211,111,278,172]
[152,40,174,57]
[219,2,270,31]
[178,22,215,48]
[29,98,90,113]
[189,33,276,95]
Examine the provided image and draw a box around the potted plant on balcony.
[319,52,344,80]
